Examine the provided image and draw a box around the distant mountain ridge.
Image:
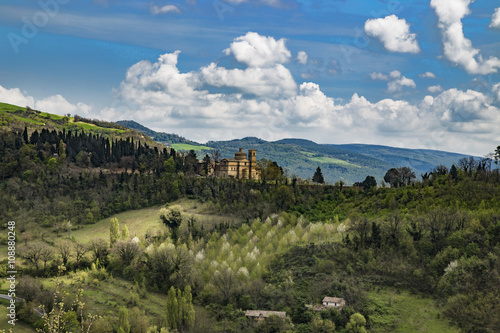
[117,120,475,184]
[116,120,197,145]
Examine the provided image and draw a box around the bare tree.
[40,245,54,270]
[213,267,237,303]
[458,157,477,174]
[74,241,88,266]
[19,241,44,270]
[113,240,142,266]
[89,238,109,264]
[209,149,221,164]
[57,239,73,266]
[20,232,32,245]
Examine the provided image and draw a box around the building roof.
[322,297,345,303]
[221,158,249,163]
[245,310,286,319]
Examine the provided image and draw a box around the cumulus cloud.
[428,85,443,93]
[370,70,416,93]
[388,76,416,93]
[297,51,308,65]
[493,83,500,101]
[0,84,92,117]
[111,32,499,154]
[420,72,437,78]
[200,62,297,97]
[431,0,500,74]
[364,15,420,53]
[223,32,291,67]
[370,72,389,80]
[150,4,181,15]
[0,86,35,107]
[490,8,500,28]
[35,95,92,116]
[426,88,499,124]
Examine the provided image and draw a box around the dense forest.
[1,123,500,333]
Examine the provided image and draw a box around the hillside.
[0,102,161,148]
[117,121,476,184]
[0,101,475,185]
[116,120,198,146]
[201,139,475,184]
[116,120,474,184]
[2,99,499,332]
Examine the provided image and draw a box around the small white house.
[322,297,346,310]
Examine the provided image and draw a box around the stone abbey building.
[215,148,260,180]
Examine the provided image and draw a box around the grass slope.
[0,302,36,332]
[368,288,459,333]
[171,143,211,152]
[61,199,239,244]
[116,120,476,185]
[0,102,162,149]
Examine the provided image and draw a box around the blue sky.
[0,0,499,155]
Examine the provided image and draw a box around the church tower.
[248,149,257,179]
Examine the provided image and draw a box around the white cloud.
[35,95,92,116]
[370,70,416,93]
[370,72,389,80]
[388,76,416,93]
[490,8,500,28]
[0,85,92,117]
[493,83,500,101]
[223,32,291,67]
[0,86,35,107]
[150,4,181,15]
[364,15,420,53]
[389,70,402,79]
[426,88,499,125]
[431,0,500,74]
[420,72,437,78]
[200,62,297,97]
[428,85,443,93]
[112,33,499,155]
[297,51,308,65]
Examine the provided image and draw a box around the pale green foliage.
[165,285,195,330]
[346,313,367,333]
[37,266,99,333]
[118,307,131,333]
[166,287,178,330]
[183,286,195,328]
[146,326,170,333]
[121,225,130,239]
[198,213,339,287]
[311,316,336,332]
[110,217,120,246]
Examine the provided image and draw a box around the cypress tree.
[117,307,130,333]
[166,287,178,330]
[22,126,29,144]
[312,166,325,184]
[110,217,120,246]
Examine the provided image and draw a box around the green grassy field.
[301,151,358,167]
[171,143,211,152]
[0,102,26,113]
[72,121,125,133]
[69,206,165,243]
[38,112,65,120]
[11,116,45,125]
[41,274,167,320]
[0,303,36,332]
[65,199,239,244]
[368,288,460,333]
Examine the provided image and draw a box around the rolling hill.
[0,101,477,184]
[117,121,476,184]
